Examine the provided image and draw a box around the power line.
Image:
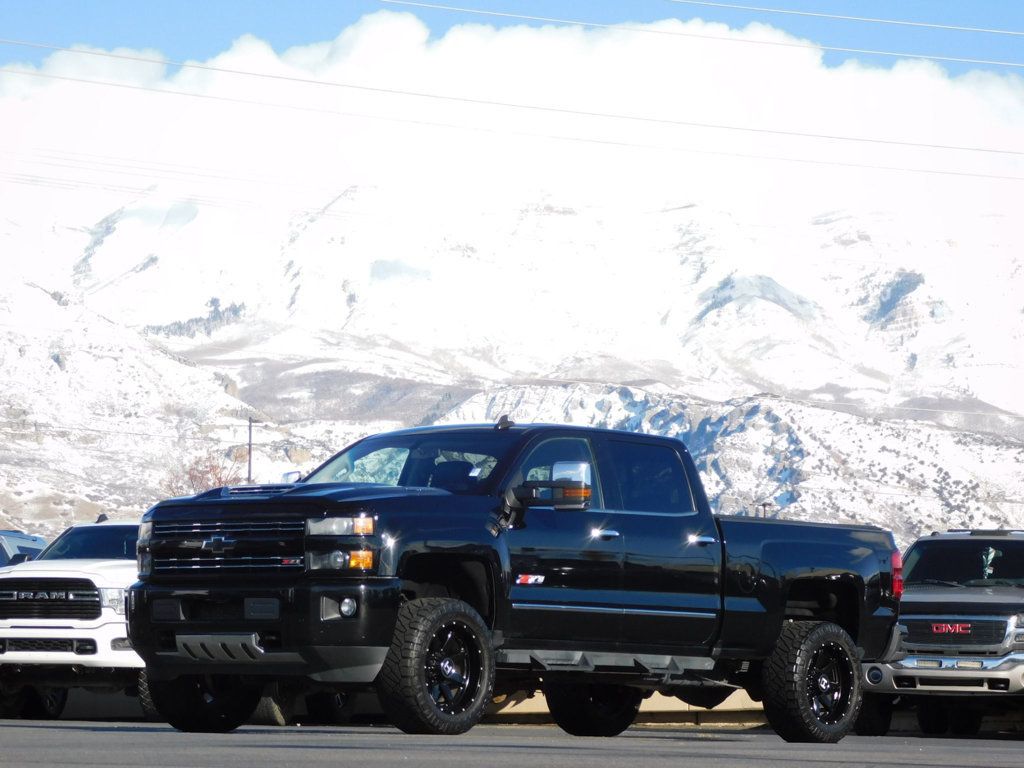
[667,0,1024,37]
[663,1,1024,37]
[3,54,1021,159]
[4,71,1024,187]
[377,0,1024,70]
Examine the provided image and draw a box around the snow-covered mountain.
[1,188,1022,546]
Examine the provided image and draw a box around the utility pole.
[247,416,254,483]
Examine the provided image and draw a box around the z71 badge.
[516,574,545,585]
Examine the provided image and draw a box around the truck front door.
[504,435,623,648]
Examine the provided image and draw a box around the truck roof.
[927,529,1024,540]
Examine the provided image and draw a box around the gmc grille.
[0,579,101,620]
[151,518,305,575]
[904,618,1007,646]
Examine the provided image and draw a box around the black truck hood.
[901,583,1024,616]
[156,483,454,509]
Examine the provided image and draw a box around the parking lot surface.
[2,722,1024,768]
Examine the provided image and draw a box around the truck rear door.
[596,436,722,653]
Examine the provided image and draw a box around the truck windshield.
[304,432,520,494]
[904,539,1024,587]
[36,526,139,561]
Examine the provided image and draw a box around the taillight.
[891,549,904,600]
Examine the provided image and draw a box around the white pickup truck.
[0,520,148,719]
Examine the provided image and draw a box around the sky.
[1,0,1023,77]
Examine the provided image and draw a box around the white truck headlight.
[100,588,126,615]
[306,516,375,536]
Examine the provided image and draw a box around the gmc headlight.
[307,516,375,536]
[137,520,152,547]
[100,588,126,615]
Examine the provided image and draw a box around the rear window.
[36,526,139,561]
[606,440,694,514]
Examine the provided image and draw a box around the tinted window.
[306,432,519,495]
[37,526,139,561]
[16,545,42,556]
[607,440,693,514]
[904,540,1024,586]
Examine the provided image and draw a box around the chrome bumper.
[863,652,1024,695]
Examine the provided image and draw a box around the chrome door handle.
[687,534,718,546]
[591,528,621,540]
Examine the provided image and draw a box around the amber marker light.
[353,517,375,535]
[349,551,374,569]
[562,487,591,500]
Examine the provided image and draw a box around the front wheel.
[761,620,861,743]
[853,693,893,736]
[147,675,261,733]
[376,598,494,735]
[544,682,643,737]
[948,706,983,736]
[916,700,949,735]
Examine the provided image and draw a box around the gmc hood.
[157,483,453,507]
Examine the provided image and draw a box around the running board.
[496,649,714,674]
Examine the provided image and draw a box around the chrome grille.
[904,618,1007,646]
[152,517,305,574]
[0,579,100,620]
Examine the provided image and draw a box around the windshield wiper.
[906,578,965,588]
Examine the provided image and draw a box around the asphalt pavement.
[2,722,1024,768]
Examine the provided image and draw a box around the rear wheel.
[0,687,27,718]
[376,597,494,735]
[853,693,893,736]
[21,687,67,719]
[136,670,162,722]
[948,706,982,737]
[761,620,861,743]
[544,682,643,737]
[147,675,261,733]
[304,690,356,725]
[916,700,949,735]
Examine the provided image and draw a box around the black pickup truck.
[128,421,903,742]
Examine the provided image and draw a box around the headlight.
[137,520,152,547]
[100,588,126,615]
[306,516,375,536]
[138,552,152,577]
[307,550,375,570]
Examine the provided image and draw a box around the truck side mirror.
[512,462,594,511]
[281,470,302,484]
[7,553,32,566]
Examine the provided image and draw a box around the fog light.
[866,666,884,684]
[348,551,373,569]
[340,597,358,617]
[916,659,941,669]
[111,637,133,651]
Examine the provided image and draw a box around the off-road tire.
[544,682,643,737]
[20,687,67,719]
[147,674,260,733]
[761,620,861,743]
[947,706,982,736]
[0,687,27,718]
[304,690,356,725]
[136,670,162,721]
[376,597,494,735]
[853,693,893,736]
[916,700,949,735]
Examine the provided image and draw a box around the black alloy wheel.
[762,620,862,743]
[423,620,482,716]
[805,641,855,726]
[376,598,495,735]
[148,674,261,733]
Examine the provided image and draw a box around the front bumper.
[129,578,401,683]
[0,619,143,670]
[863,653,1024,695]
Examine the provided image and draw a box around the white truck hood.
[0,559,139,589]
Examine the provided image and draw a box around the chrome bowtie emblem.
[200,535,237,554]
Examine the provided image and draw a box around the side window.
[16,546,41,556]
[607,440,694,514]
[513,437,603,508]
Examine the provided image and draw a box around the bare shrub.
[162,451,243,497]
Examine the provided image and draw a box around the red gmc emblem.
[931,623,972,635]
